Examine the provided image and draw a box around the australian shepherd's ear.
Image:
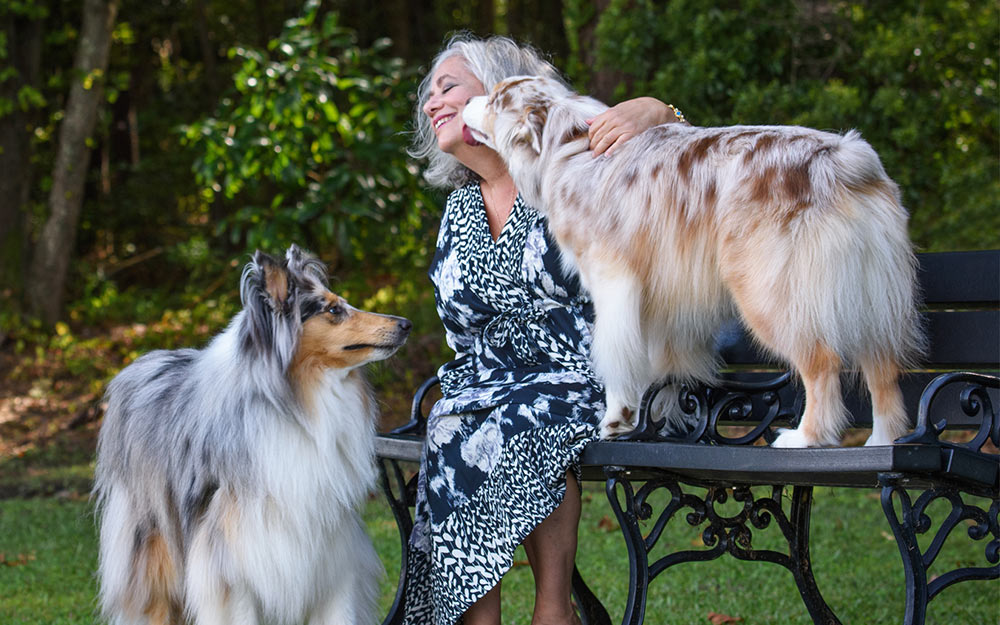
[516,105,547,154]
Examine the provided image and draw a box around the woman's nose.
[423,94,439,117]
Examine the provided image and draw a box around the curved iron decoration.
[623,371,800,446]
[605,467,841,624]
[879,475,1000,625]
[388,375,438,436]
[897,371,999,451]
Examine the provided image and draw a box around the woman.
[406,34,682,625]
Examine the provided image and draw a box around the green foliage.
[568,0,999,252]
[183,1,435,273]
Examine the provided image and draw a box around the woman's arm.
[586,96,685,157]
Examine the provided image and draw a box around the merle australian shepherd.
[462,76,923,448]
[94,245,410,624]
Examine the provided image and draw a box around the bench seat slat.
[580,441,998,491]
[917,250,1000,305]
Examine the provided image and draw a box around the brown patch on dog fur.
[139,532,180,625]
[703,178,718,212]
[846,170,898,204]
[624,167,639,189]
[783,156,814,213]
[678,134,721,181]
[743,133,778,164]
[560,124,589,145]
[750,167,778,203]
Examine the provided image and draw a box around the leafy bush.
[183,1,436,274]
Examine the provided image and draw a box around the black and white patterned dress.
[404,183,604,624]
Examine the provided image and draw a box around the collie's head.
[463,75,605,204]
[238,245,411,378]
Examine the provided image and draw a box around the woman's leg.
[462,582,501,625]
[522,473,583,625]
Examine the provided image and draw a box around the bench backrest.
[715,250,1000,428]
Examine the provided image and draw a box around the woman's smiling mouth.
[434,114,456,131]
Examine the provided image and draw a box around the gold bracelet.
[667,103,686,124]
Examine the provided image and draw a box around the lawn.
[1,477,995,624]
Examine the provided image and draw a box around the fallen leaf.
[707,611,743,624]
[1,552,36,567]
[597,515,618,532]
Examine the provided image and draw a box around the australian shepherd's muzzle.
[463,76,924,448]
[94,245,411,624]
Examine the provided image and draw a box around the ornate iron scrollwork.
[897,371,999,452]
[879,475,1000,625]
[623,371,801,446]
[604,467,841,625]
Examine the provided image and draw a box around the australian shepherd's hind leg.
[861,357,908,446]
[771,343,848,448]
[588,269,652,438]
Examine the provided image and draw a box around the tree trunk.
[26,0,119,324]
[0,12,42,294]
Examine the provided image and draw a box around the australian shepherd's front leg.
[585,266,655,438]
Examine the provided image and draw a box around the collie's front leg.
[587,270,651,439]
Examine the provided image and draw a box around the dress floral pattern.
[404,183,604,624]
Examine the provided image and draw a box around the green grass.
[2,485,997,624]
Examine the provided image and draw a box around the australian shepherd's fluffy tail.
[463,76,926,448]
[94,245,410,625]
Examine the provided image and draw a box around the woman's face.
[422,55,487,155]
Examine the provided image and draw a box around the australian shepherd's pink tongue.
[462,124,481,146]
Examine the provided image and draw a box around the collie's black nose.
[398,317,413,332]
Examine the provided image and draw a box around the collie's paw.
[771,428,819,448]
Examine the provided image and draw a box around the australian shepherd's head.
[462,75,607,206]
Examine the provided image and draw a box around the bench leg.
[604,467,653,625]
[378,458,417,625]
[604,468,842,624]
[786,485,843,625]
[879,475,1000,625]
[573,564,613,625]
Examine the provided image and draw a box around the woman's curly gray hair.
[409,34,565,190]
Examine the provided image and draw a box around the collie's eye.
[327,304,345,316]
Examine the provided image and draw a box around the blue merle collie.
[94,245,410,625]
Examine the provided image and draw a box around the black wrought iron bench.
[375,249,999,625]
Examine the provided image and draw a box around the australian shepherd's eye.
[328,304,346,317]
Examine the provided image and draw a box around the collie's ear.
[284,244,328,289]
[255,251,290,309]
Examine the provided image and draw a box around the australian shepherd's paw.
[771,428,823,448]
[599,401,636,439]
[864,430,901,446]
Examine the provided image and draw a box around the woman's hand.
[587,97,678,157]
